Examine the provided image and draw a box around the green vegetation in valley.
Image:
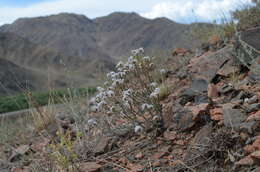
[0,87,96,114]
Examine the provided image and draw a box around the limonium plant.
[91,48,164,133]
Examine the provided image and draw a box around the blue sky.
[0,0,253,25]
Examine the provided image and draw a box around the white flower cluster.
[131,47,144,56]
[134,125,144,133]
[90,87,115,112]
[122,89,133,108]
[150,87,161,98]
[141,103,153,111]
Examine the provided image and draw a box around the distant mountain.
[0,12,207,95]
[0,12,202,60]
[0,32,114,95]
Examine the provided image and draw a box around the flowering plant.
[91,48,166,133]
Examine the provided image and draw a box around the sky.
[0,0,254,26]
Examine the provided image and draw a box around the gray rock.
[184,124,213,161]
[191,79,208,93]
[172,107,195,131]
[240,121,257,134]
[245,95,258,104]
[223,108,247,130]
[252,167,260,172]
[246,103,260,113]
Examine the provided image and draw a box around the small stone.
[208,83,218,98]
[251,151,260,159]
[253,139,260,150]
[135,152,144,159]
[210,108,223,121]
[152,161,161,167]
[152,146,171,159]
[94,136,110,154]
[235,156,254,166]
[163,131,177,141]
[118,157,128,165]
[246,95,258,104]
[244,145,255,154]
[9,145,30,162]
[128,163,144,172]
[79,162,102,172]
[247,111,260,121]
[175,140,185,146]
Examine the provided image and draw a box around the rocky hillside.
[1,27,260,171]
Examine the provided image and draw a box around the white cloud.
[142,0,253,23]
[0,0,157,25]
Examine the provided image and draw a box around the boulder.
[172,106,195,131]
[189,46,233,83]
[223,107,247,131]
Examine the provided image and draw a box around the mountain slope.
[0,12,209,95]
[1,12,203,60]
[0,58,44,96]
[94,12,197,58]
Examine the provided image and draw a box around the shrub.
[91,48,167,133]
[49,131,80,171]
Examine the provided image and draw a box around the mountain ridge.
[0,12,209,95]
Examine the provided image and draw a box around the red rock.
[251,151,260,159]
[31,138,50,152]
[212,114,224,121]
[163,131,177,141]
[235,156,254,166]
[79,162,102,172]
[208,84,218,98]
[127,163,144,172]
[187,103,209,120]
[135,152,144,159]
[247,111,260,121]
[175,140,185,146]
[244,145,255,154]
[210,108,224,121]
[152,161,161,167]
[152,146,171,159]
[253,138,260,150]
[118,157,128,165]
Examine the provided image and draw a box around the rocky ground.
[0,28,260,172]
